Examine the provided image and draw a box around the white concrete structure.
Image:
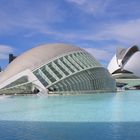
[0,43,116,95]
[108,45,140,89]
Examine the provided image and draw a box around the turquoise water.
[0,90,140,139]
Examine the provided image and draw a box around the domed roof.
[108,45,140,77]
[0,43,82,83]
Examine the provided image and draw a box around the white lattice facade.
[0,44,116,94]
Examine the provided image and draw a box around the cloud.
[67,0,86,5]
[0,0,139,47]
[0,45,14,59]
[67,0,140,21]
[83,47,114,62]
[66,0,112,15]
[64,0,140,46]
[96,19,140,45]
[25,16,140,53]
[0,0,63,35]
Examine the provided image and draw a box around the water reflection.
[0,121,140,140]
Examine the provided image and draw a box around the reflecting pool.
[0,90,140,140]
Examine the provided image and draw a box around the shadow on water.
[0,121,140,140]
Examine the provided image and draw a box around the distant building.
[0,43,116,95]
[108,45,140,89]
[9,54,16,63]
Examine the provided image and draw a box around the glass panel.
[75,53,89,67]
[79,52,93,67]
[2,76,28,89]
[41,66,56,83]
[60,58,75,73]
[69,54,84,70]
[34,71,48,86]
[48,63,62,79]
[54,60,69,76]
[71,54,85,69]
[65,56,79,71]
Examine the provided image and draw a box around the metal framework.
[0,51,116,94]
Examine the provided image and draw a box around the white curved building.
[0,43,116,95]
[108,45,140,89]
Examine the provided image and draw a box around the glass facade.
[0,50,115,94]
[32,51,115,93]
[2,76,28,89]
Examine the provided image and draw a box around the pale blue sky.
[0,0,140,68]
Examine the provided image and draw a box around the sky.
[0,0,140,69]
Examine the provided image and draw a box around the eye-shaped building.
[108,45,140,89]
[0,43,116,95]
